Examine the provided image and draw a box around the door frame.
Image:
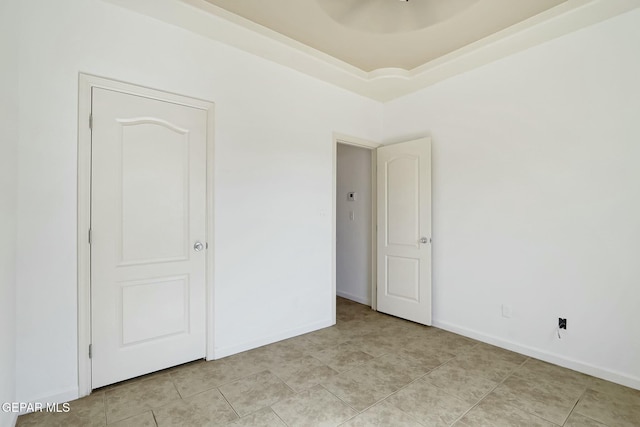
[77,73,215,397]
[332,133,381,316]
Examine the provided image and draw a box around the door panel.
[377,138,431,325]
[386,256,420,301]
[91,87,207,388]
[120,276,189,345]
[386,155,420,247]
[120,120,190,264]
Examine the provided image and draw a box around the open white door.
[376,137,432,325]
[91,87,208,388]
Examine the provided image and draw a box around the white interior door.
[376,137,432,325]
[91,87,207,388]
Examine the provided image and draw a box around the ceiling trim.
[103,0,640,101]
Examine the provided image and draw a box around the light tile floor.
[17,298,640,426]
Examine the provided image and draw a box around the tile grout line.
[560,387,589,427]
[269,406,291,427]
[446,356,532,426]
[218,385,241,420]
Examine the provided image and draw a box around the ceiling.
[202,0,567,72]
[107,0,639,100]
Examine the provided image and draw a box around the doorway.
[77,74,215,396]
[332,134,380,318]
[336,143,373,306]
[332,134,432,326]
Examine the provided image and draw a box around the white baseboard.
[16,386,79,415]
[336,290,371,306]
[433,319,640,391]
[210,318,335,360]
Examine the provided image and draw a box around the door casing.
[77,73,215,397]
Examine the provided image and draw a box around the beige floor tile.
[170,360,241,398]
[305,326,352,347]
[454,394,555,427]
[343,334,399,358]
[69,392,107,420]
[17,404,107,427]
[427,331,478,354]
[564,412,609,427]
[461,343,527,365]
[397,344,455,371]
[243,348,306,374]
[270,334,327,355]
[105,374,180,424]
[444,349,523,383]
[385,377,472,426]
[375,322,439,345]
[359,352,430,388]
[424,361,499,404]
[269,354,325,378]
[312,342,374,372]
[225,407,286,427]
[218,351,274,379]
[219,371,294,417]
[336,319,378,338]
[26,299,640,427]
[270,354,339,392]
[338,401,423,427]
[153,388,238,426]
[108,411,156,427]
[286,366,341,393]
[407,324,440,338]
[574,388,640,427]
[584,377,640,405]
[271,384,357,427]
[263,339,308,362]
[512,358,591,390]
[320,366,399,411]
[16,392,106,427]
[490,374,585,425]
[336,306,373,324]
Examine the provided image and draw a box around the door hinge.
[88,344,92,359]
[88,228,92,244]
[89,114,93,130]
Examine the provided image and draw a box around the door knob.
[420,237,429,244]
[193,241,205,252]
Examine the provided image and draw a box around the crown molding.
[103,0,640,101]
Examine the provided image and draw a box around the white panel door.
[91,87,207,388]
[377,137,431,325]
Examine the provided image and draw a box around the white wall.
[0,0,19,425]
[383,9,640,389]
[15,0,382,404]
[336,144,372,305]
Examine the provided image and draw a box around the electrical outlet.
[558,318,567,329]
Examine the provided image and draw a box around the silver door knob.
[193,241,205,252]
[420,237,429,244]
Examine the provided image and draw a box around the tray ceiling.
[202,0,567,72]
